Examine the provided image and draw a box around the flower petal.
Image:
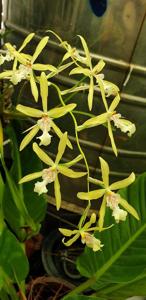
[51,121,72,149]
[62,154,83,167]
[55,132,68,164]
[98,195,107,231]
[48,103,76,118]
[109,172,135,190]
[109,94,121,112]
[93,60,105,74]
[88,76,94,111]
[40,72,48,113]
[16,104,42,118]
[99,157,109,188]
[119,197,140,220]
[54,175,61,210]
[62,233,80,246]
[77,112,109,131]
[58,165,86,178]
[78,35,91,67]
[19,33,35,52]
[19,171,43,184]
[0,70,13,79]
[97,77,108,111]
[77,189,105,200]
[31,36,49,63]
[20,126,39,151]
[30,73,39,102]
[33,63,57,72]
[108,120,118,156]
[33,142,54,166]
[59,228,78,237]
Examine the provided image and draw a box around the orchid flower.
[19,132,86,210]
[59,212,104,251]
[0,34,57,101]
[77,93,136,156]
[16,72,76,150]
[78,157,139,230]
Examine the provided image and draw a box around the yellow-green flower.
[0,34,57,101]
[19,132,86,210]
[78,157,139,230]
[59,212,104,251]
[16,72,76,151]
[77,94,135,156]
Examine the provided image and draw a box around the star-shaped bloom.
[77,157,139,230]
[77,93,136,156]
[0,34,57,101]
[59,212,104,251]
[16,72,76,151]
[19,132,86,210]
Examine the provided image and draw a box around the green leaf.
[77,172,146,297]
[64,296,106,300]
[0,227,29,282]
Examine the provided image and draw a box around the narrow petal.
[0,70,13,79]
[48,103,76,118]
[20,126,39,151]
[33,142,54,166]
[54,175,61,210]
[109,94,121,112]
[119,197,140,220]
[16,104,42,118]
[97,77,108,111]
[108,120,118,156]
[70,67,91,77]
[98,196,107,231]
[19,33,35,52]
[83,213,96,230]
[33,63,57,72]
[99,157,109,188]
[77,189,105,200]
[62,233,80,246]
[40,72,48,113]
[63,154,83,167]
[78,35,91,67]
[5,43,27,64]
[51,121,72,149]
[30,73,38,102]
[31,36,49,63]
[109,172,135,190]
[88,77,94,111]
[58,165,86,178]
[59,228,78,237]
[93,60,105,74]
[19,171,43,184]
[77,112,109,131]
[55,132,68,164]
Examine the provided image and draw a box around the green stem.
[63,76,87,104]
[64,223,146,298]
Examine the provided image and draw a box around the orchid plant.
[0,31,142,300]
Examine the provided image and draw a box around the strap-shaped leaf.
[58,165,86,178]
[109,173,135,191]
[19,171,43,184]
[16,104,42,118]
[31,36,49,63]
[40,72,48,113]
[77,189,105,200]
[48,103,76,118]
[54,174,61,210]
[18,33,35,52]
[55,132,67,164]
[19,126,39,151]
[30,73,38,102]
[88,77,94,111]
[78,35,91,67]
[33,142,54,166]
[99,157,109,188]
[51,121,72,149]
[33,63,57,72]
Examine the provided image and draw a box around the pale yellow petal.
[93,60,105,74]
[31,36,49,63]
[109,94,121,112]
[30,73,38,102]
[19,33,35,52]
[78,35,91,67]
[62,233,80,246]
[48,103,76,118]
[19,171,43,184]
[98,196,107,231]
[51,121,72,149]
[59,228,78,237]
[16,104,42,118]
[119,197,140,220]
[58,165,86,178]
[63,154,83,167]
[54,175,61,210]
[55,132,68,164]
[77,189,105,200]
[109,172,135,190]
[40,72,48,113]
[77,112,109,131]
[20,126,39,151]
[69,67,91,77]
[99,157,109,188]
[33,142,54,166]
[88,76,94,111]
[108,120,118,156]
[33,64,57,72]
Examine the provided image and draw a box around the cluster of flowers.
[0,32,139,251]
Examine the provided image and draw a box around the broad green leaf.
[40,72,48,113]
[77,189,105,200]
[109,172,135,190]
[18,33,35,52]
[0,227,29,282]
[77,172,146,297]
[51,121,73,149]
[58,165,86,178]
[55,132,67,164]
[30,73,38,102]
[54,175,61,210]
[78,35,91,67]
[48,103,76,118]
[33,63,57,72]
[33,142,54,166]
[19,125,39,151]
[16,104,42,118]
[99,157,109,188]
[31,36,49,63]
[88,77,94,111]
[19,171,43,184]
